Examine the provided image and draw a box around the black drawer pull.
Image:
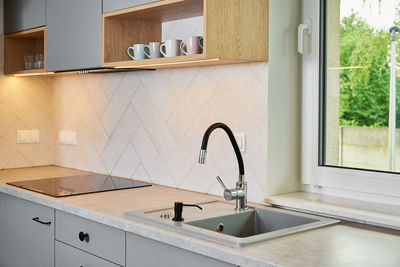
[79,231,90,243]
[32,217,51,226]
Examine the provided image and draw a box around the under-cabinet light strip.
[113,58,220,69]
[13,72,55,77]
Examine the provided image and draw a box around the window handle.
[298,22,312,54]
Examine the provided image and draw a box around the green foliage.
[338,13,400,127]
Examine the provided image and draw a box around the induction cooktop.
[7,173,152,197]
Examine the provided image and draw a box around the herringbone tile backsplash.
[0,18,269,202]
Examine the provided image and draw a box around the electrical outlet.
[59,131,76,146]
[17,130,40,144]
[235,133,246,153]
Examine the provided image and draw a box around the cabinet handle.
[79,231,90,243]
[32,217,51,226]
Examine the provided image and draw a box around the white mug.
[127,44,148,60]
[144,42,162,59]
[160,39,182,57]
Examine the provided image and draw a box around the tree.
[338,13,398,127]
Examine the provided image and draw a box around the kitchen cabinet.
[4,27,47,75]
[55,210,125,266]
[46,0,103,71]
[103,0,269,69]
[126,233,236,267]
[4,0,46,34]
[103,0,162,13]
[0,193,54,267]
[55,241,121,267]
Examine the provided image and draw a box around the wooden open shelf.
[4,27,49,75]
[103,0,269,69]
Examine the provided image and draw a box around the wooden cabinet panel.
[103,0,162,13]
[126,233,236,267]
[46,0,103,71]
[4,0,46,34]
[55,241,121,267]
[0,193,54,267]
[55,210,125,266]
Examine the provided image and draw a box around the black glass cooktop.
[7,174,151,197]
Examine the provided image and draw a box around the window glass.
[323,0,400,172]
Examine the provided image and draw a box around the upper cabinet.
[103,0,163,13]
[46,0,103,71]
[4,0,268,75]
[103,0,269,69]
[4,0,46,34]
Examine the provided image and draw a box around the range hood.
[55,67,154,75]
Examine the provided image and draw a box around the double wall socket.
[17,130,40,144]
[59,131,77,146]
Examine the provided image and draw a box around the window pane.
[323,0,400,172]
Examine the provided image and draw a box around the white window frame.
[301,0,400,205]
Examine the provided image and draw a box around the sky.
[341,0,399,30]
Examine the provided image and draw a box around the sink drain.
[216,223,224,233]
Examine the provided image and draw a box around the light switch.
[235,133,246,153]
[17,130,40,144]
[59,131,76,146]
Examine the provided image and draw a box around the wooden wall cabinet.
[4,0,46,34]
[4,27,48,75]
[103,0,269,69]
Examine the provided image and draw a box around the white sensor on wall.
[235,133,247,153]
[59,131,77,146]
[17,130,40,144]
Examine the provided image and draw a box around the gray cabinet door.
[103,0,162,13]
[0,193,54,267]
[46,0,102,71]
[4,0,46,34]
[126,233,236,267]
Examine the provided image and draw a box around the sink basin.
[125,201,339,247]
[186,207,319,238]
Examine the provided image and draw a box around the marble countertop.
[1,166,400,267]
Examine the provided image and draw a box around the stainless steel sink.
[125,201,339,247]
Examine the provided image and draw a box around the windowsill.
[264,192,400,231]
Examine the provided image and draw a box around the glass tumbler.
[24,55,33,70]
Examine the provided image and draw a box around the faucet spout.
[198,123,245,176]
[198,122,247,212]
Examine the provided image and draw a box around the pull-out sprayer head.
[198,149,207,164]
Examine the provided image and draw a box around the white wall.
[267,0,301,196]
[0,0,55,169]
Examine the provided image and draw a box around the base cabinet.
[0,193,54,267]
[126,233,236,267]
[55,241,121,267]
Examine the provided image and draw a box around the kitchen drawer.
[56,241,121,267]
[55,210,125,266]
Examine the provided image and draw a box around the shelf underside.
[103,54,254,69]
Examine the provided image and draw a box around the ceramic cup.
[180,36,203,55]
[127,44,148,60]
[160,39,182,57]
[144,42,162,59]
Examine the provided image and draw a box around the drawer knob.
[78,231,89,243]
